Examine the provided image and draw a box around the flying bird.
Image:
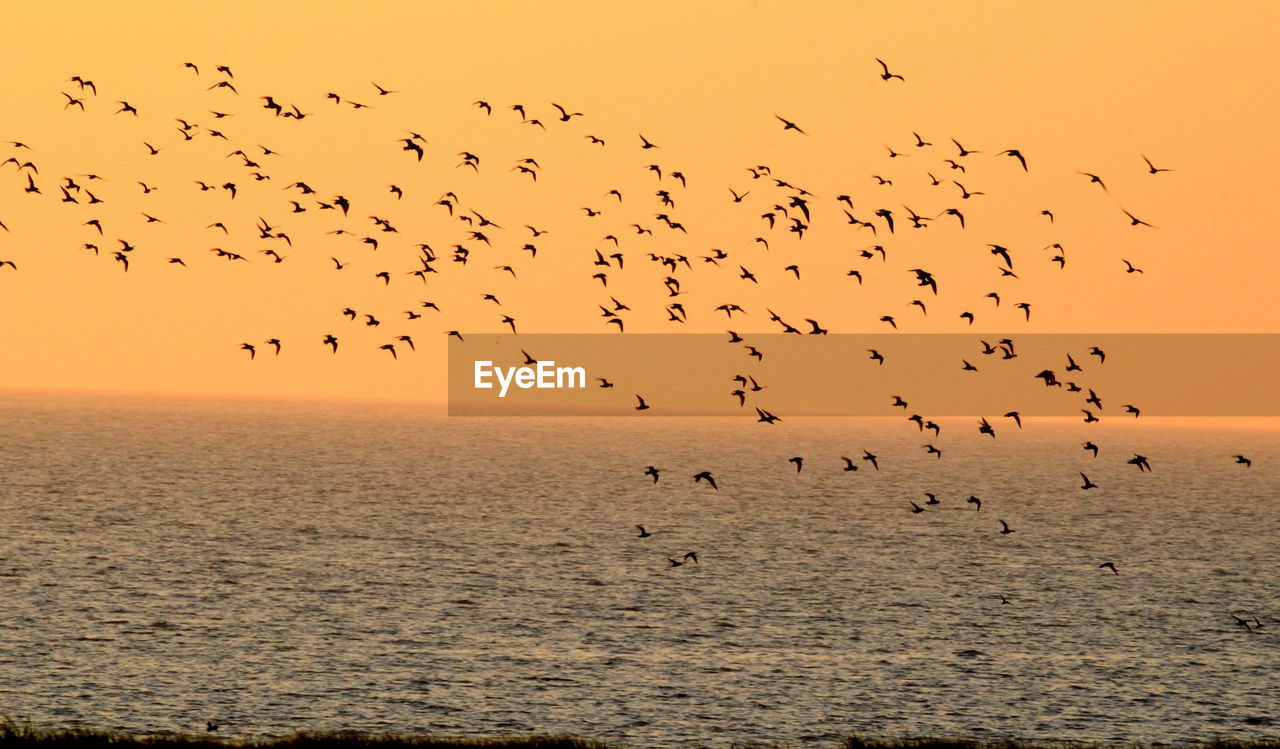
[998,148,1028,171]
[775,114,806,134]
[875,58,904,81]
[1122,208,1156,227]
[1142,154,1173,174]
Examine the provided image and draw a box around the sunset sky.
[1,1,1277,402]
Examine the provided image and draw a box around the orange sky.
[0,1,1277,402]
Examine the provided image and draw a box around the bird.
[967,496,981,511]
[635,395,650,411]
[1099,562,1119,576]
[998,149,1028,171]
[1121,208,1156,228]
[788,456,804,473]
[1077,171,1108,192]
[693,471,718,490]
[1141,154,1173,174]
[910,268,938,294]
[910,501,924,514]
[840,457,859,472]
[550,102,582,121]
[1233,455,1252,468]
[862,450,879,470]
[239,343,256,360]
[875,58,904,81]
[775,114,806,134]
[1080,473,1097,490]
[643,466,660,483]
[1128,454,1152,472]
[1084,442,1099,457]
[636,525,652,538]
[999,520,1014,535]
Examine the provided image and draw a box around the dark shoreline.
[1,724,1278,749]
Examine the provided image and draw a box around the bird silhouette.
[1141,154,1173,174]
[775,114,806,134]
[875,58,904,81]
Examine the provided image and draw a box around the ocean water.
[0,392,1277,746]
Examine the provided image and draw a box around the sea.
[1,391,1277,746]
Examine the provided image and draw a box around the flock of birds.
[1,58,1269,634]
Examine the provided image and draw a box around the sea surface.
[1,391,1277,746]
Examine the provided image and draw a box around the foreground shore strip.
[1,725,1278,749]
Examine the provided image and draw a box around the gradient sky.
[0,1,1277,401]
